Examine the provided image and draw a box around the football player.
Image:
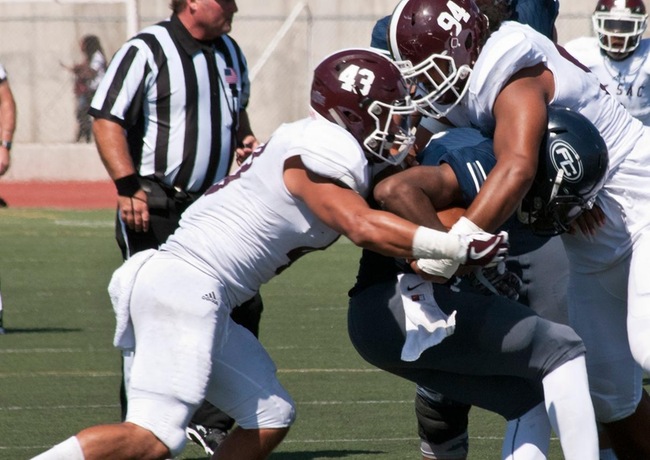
[388,0,650,457]
[565,0,650,126]
[348,107,605,460]
[371,1,573,459]
[32,48,509,460]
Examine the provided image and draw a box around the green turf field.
[0,209,566,459]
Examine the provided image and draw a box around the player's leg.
[116,199,268,455]
[567,256,650,457]
[415,386,469,460]
[605,229,650,457]
[131,254,291,458]
[349,281,598,457]
[502,402,551,460]
[32,423,170,460]
[628,229,650,372]
[204,298,294,458]
[188,293,265,454]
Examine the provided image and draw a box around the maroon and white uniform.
[452,21,650,423]
[108,116,371,455]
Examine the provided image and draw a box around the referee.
[89,0,262,455]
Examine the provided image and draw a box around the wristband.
[114,174,141,197]
[0,140,11,150]
[412,226,464,260]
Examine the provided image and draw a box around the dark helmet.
[387,0,488,118]
[310,48,416,165]
[593,0,648,59]
[518,106,609,236]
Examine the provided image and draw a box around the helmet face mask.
[388,0,487,118]
[310,48,417,165]
[363,100,417,165]
[518,172,597,236]
[399,53,472,118]
[592,0,648,59]
[518,107,609,236]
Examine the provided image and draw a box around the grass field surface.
[0,209,567,459]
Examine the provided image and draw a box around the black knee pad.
[415,389,471,444]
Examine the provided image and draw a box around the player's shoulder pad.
[291,118,371,197]
[471,22,545,101]
[563,36,601,68]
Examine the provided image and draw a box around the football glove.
[460,231,510,267]
[468,261,522,301]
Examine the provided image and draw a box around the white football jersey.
[452,21,646,174]
[448,21,650,271]
[564,37,650,126]
[160,117,370,308]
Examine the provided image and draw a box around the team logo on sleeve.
[549,139,584,183]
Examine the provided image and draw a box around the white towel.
[398,273,456,362]
[107,249,156,350]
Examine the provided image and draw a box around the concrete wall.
[0,0,609,181]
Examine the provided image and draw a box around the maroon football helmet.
[310,48,416,165]
[387,0,488,118]
[593,0,648,59]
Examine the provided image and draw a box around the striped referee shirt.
[89,14,250,194]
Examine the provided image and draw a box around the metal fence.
[0,0,598,145]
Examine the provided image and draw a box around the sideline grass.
[0,209,563,459]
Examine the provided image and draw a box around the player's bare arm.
[464,63,555,232]
[374,163,463,227]
[283,155,508,267]
[283,155,422,258]
[93,118,149,232]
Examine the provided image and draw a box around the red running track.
[0,181,116,209]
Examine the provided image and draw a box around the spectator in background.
[565,0,650,125]
[88,0,263,455]
[61,35,106,143]
[0,60,16,334]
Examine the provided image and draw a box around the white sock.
[31,436,84,460]
[502,402,549,460]
[542,356,599,460]
[599,448,619,460]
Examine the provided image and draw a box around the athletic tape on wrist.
[412,226,464,260]
[450,216,484,235]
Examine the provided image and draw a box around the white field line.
[53,219,113,228]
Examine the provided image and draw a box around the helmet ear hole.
[465,34,473,51]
